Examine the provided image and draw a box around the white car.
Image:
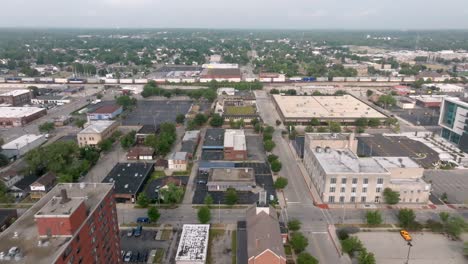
[124,251,132,262]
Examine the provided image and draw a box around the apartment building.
[77,120,119,147]
[439,97,468,152]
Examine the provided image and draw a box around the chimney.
[60,189,70,204]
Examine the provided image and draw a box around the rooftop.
[78,120,116,134]
[208,168,255,182]
[0,89,30,97]
[35,196,84,217]
[305,132,354,141]
[272,94,386,119]
[102,162,153,195]
[373,157,420,169]
[137,124,159,135]
[175,224,210,262]
[89,104,122,114]
[0,107,45,118]
[182,130,200,142]
[2,134,44,150]
[0,183,114,264]
[224,129,246,151]
[203,128,224,147]
[169,152,188,161]
[34,95,68,101]
[127,146,154,156]
[200,68,241,78]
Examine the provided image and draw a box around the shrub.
[287,219,301,231]
[366,210,383,226]
[290,232,309,253]
[341,236,364,257]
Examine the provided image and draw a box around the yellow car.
[400,230,412,241]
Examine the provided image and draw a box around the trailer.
[86,78,101,84]
[0,77,5,83]
[68,78,86,84]
[316,77,328,82]
[302,77,317,82]
[39,77,54,83]
[332,77,345,82]
[134,79,148,84]
[6,77,22,83]
[55,78,68,84]
[104,79,118,84]
[22,77,37,83]
[120,79,134,84]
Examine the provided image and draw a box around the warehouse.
[0,107,47,127]
[206,167,256,192]
[0,89,31,106]
[77,120,119,147]
[199,68,241,83]
[1,134,46,160]
[87,104,123,121]
[272,94,386,125]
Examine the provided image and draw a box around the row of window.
[328,196,421,203]
[330,177,384,185]
[329,187,382,193]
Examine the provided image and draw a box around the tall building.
[0,183,121,264]
[439,97,468,152]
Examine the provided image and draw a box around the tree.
[310,118,320,126]
[383,188,400,205]
[38,122,55,133]
[28,86,39,96]
[341,236,363,256]
[270,88,280,94]
[198,206,211,224]
[270,160,282,173]
[98,139,113,152]
[439,212,450,224]
[274,177,288,190]
[290,232,309,253]
[329,122,342,133]
[74,118,86,129]
[267,154,278,163]
[0,181,13,203]
[176,114,185,124]
[366,90,374,97]
[160,183,184,204]
[264,140,276,152]
[116,95,136,110]
[204,194,213,206]
[398,209,416,228]
[355,118,368,127]
[367,118,380,127]
[464,241,468,256]
[209,114,224,127]
[378,94,396,109]
[305,125,314,133]
[276,120,282,126]
[147,206,160,222]
[225,188,238,205]
[358,249,376,264]
[296,252,318,264]
[0,154,8,167]
[288,219,302,231]
[120,131,136,149]
[446,216,466,238]
[96,93,103,99]
[194,113,208,126]
[137,192,149,208]
[366,210,383,226]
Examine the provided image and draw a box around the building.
[422,84,464,93]
[396,97,416,109]
[0,89,31,106]
[145,176,188,202]
[199,68,242,83]
[439,97,468,152]
[410,95,446,108]
[181,130,200,159]
[0,183,121,264]
[0,170,23,189]
[203,128,224,150]
[175,224,210,264]
[168,152,189,171]
[126,146,154,161]
[1,134,46,160]
[207,167,255,192]
[392,85,413,96]
[272,94,386,125]
[136,124,159,144]
[102,163,153,203]
[223,129,247,160]
[259,73,286,82]
[303,143,431,204]
[0,209,17,232]
[29,172,57,199]
[87,105,123,121]
[246,200,286,264]
[0,107,47,127]
[182,130,201,142]
[304,133,358,154]
[77,120,119,147]
[31,96,71,105]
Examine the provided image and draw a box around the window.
[340,187,345,193]
[339,196,345,203]
[330,178,337,184]
[363,178,369,184]
[329,187,336,193]
[351,187,356,193]
[350,196,356,202]
[377,178,384,184]
[328,196,335,203]
[341,178,347,184]
[362,187,367,193]
[361,197,366,202]
[352,178,358,184]
[376,187,382,193]
[374,196,380,203]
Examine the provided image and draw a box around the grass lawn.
[160,229,172,240]
[152,170,166,179]
[153,248,165,264]
[225,106,256,115]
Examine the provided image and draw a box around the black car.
[138,251,148,262]
[130,251,139,262]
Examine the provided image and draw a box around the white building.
[1,134,46,160]
[31,96,71,105]
[168,152,189,171]
[175,224,210,264]
[422,84,464,93]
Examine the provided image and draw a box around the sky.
[2,0,468,29]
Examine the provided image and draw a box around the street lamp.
[405,242,413,264]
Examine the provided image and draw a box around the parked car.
[134,225,142,237]
[137,217,150,223]
[123,251,132,262]
[126,229,134,237]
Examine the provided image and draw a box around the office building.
[439,97,468,152]
[77,120,119,147]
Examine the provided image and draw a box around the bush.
[337,229,349,240]
[176,114,185,124]
[446,216,466,238]
[274,177,288,190]
[287,219,301,231]
[383,188,400,205]
[290,232,309,253]
[296,252,318,264]
[197,206,211,224]
[426,219,444,232]
[358,249,376,264]
[366,210,383,226]
[341,236,363,257]
[137,192,149,208]
[225,188,238,205]
[209,114,224,127]
[398,209,416,229]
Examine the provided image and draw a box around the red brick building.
[0,183,121,264]
[0,107,47,127]
[0,89,31,106]
[224,129,247,160]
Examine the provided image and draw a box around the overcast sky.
[2,0,468,29]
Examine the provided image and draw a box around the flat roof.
[169,152,188,161]
[373,157,420,169]
[224,129,246,151]
[0,107,45,118]
[35,197,84,218]
[2,134,44,150]
[102,162,153,195]
[0,89,30,97]
[204,128,224,147]
[182,130,200,142]
[305,133,354,141]
[89,104,121,114]
[0,183,114,264]
[78,120,116,134]
[273,94,386,119]
[209,168,255,182]
[200,68,241,78]
[311,147,389,174]
[175,224,210,262]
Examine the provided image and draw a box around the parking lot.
[356,232,467,264]
[390,107,440,126]
[120,229,171,263]
[424,169,468,204]
[357,135,440,168]
[246,135,266,161]
[122,100,192,126]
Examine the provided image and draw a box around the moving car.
[400,229,412,241]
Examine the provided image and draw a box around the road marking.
[287,201,300,204]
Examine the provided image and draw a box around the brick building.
[224,129,247,160]
[0,107,47,127]
[77,120,119,147]
[0,183,121,264]
[0,89,31,106]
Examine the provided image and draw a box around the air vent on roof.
[124,184,129,189]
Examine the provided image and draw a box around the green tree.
[194,113,208,126]
[446,216,466,238]
[288,219,302,231]
[160,183,184,204]
[296,252,318,264]
[137,192,150,208]
[96,93,103,99]
[0,181,13,203]
[366,210,383,226]
[341,236,364,256]
[355,118,368,127]
[147,206,160,222]
[464,242,468,256]
[398,209,416,229]
[310,118,320,126]
[274,177,288,190]
[358,249,376,264]
[74,118,86,129]
[383,188,400,205]
[366,90,374,97]
[120,131,136,149]
[439,212,450,224]
[264,126,275,134]
[290,232,309,253]
[116,95,137,110]
[305,126,314,133]
[38,122,55,133]
[317,127,329,133]
[329,122,342,133]
[209,114,224,127]
[368,118,380,127]
[270,160,282,173]
[264,140,276,152]
[225,188,238,205]
[98,139,113,152]
[198,206,211,224]
[378,94,396,109]
[176,114,185,124]
[267,154,278,163]
[28,86,39,96]
[204,194,213,206]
